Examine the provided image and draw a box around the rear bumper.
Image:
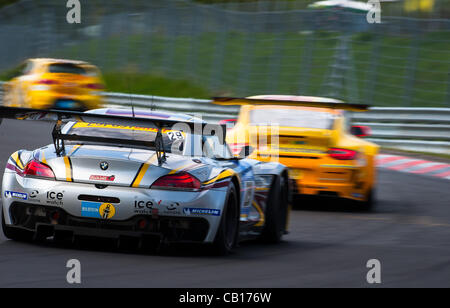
[294,180,366,201]
[28,90,103,110]
[2,172,227,243]
[8,202,209,243]
[286,163,371,202]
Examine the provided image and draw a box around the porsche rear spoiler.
[212,96,370,112]
[0,106,226,165]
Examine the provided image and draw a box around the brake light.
[219,119,237,130]
[228,143,248,156]
[23,160,55,179]
[36,79,58,85]
[85,83,104,90]
[328,148,357,160]
[151,172,201,190]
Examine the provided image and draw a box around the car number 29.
[167,131,184,141]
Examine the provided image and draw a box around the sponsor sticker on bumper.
[183,208,221,216]
[4,191,28,200]
[81,201,116,220]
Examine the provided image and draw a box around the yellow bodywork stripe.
[40,152,47,165]
[68,144,82,156]
[11,152,24,170]
[63,156,73,182]
[202,169,235,185]
[253,201,265,227]
[131,154,157,188]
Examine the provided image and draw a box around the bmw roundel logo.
[100,161,109,171]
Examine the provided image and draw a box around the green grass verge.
[102,72,212,98]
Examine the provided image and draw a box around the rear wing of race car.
[0,106,226,165]
[212,96,370,112]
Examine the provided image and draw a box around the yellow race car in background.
[2,58,105,111]
[215,95,379,209]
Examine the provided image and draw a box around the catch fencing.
[0,0,449,108]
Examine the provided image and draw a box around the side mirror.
[219,119,237,131]
[350,125,371,138]
[237,145,254,159]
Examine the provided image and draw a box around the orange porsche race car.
[215,95,379,209]
[2,58,105,111]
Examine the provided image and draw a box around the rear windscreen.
[48,63,87,75]
[250,108,336,129]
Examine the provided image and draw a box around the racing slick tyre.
[1,208,33,242]
[212,183,239,255]
[260,175,289,244]
[361,188,376,212]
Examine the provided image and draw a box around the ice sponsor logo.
[134,200,154,215]
[4,191,28,200]
[46,191,64,206]
[183,208,221,216]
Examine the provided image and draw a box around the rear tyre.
[361,188,376,211]
[1,208,33,242]
[260,175,289,243]
[212,183,239,255]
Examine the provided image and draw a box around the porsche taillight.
[85,83,104,90]
[151,172,201,190]
[23,160,55,179]
[36,79,58,85]
[328,148,357,160]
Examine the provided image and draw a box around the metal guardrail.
[0,82,449,155]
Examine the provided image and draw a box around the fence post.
[297,12,315,95]
[266,11,286,93]
[209,3,230,91]
[162,0,177,75]
[186,4,204,83]
[364,28,381,106]
[402,21,421,107]
[447,72,450,107]
[237,16,258,95]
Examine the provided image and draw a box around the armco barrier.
[1,82,449,155]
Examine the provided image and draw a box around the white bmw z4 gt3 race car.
[0,107,290,254]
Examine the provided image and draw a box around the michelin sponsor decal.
[183,208,221,216]
[4,191,28,200]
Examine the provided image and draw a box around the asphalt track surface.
[0,119,449,288]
